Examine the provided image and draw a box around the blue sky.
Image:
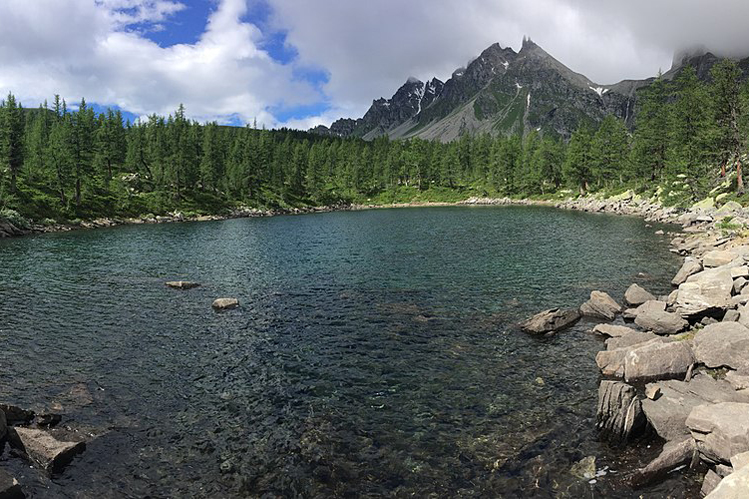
[5,0,743,129]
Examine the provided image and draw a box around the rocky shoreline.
[520,192,749,496]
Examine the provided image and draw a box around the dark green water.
[0,206,691,497]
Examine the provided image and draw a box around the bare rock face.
[676,267,734,319]
[672,258,703,286]
[165,281,200,290]
[596,381,646,443]
[706,464,749,498]
[624,284,656,307]
[692,322,749,371]
[687,402,749,464]
[520,308,580,334]
[623,339,695,383]
[642,374,749,443]
[10,427,86,470]
[634,301,688,335]
[580,291,622,321]
[212,298,239,310]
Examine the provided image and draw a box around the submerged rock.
[212,298,239,310]
[520,308,580,334]
[10,427,86,470]
[570,456,597,480]
[631,438,696,488]
[580,291,622,321]
[0,470,23,499]
[165,281,200,290]
[624,284,656,307]
[596,381,646,443]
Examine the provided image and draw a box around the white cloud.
[0,0,320,127]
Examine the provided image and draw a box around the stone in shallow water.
[596,381,646,443]
[520,308,580,334]
[570,456,596,480]
[631,438,695,488]
[624,283,656,307]
[165,281,200,290]
[0,470,23,499]
[212,298,239,310]
[10,427,86,470]
[580,291,621,321]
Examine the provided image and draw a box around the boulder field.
[521,199,749,495]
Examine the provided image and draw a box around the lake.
[0,206,695,497]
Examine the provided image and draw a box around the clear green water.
[0,206,692,497]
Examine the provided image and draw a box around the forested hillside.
[0,61,748,225]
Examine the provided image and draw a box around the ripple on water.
[0,206,694,497]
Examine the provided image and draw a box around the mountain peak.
[405,76,422,85]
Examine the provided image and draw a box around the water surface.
[0,206,691,497]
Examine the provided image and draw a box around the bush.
[0,208,30,229]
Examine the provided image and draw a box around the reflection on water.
[0,206,691,497]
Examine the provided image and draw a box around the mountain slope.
[312,39,749,143]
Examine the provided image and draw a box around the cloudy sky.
[1,0,747,129]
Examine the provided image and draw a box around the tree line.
[1,60,748,222]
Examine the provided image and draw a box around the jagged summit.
[311,39,749,142]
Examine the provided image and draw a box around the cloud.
[0,0,320,126]
[267,0,749,123]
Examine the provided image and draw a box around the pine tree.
[667,66,711,182]
[563,124,594,194]
[711,59,745,192]
[0,93,25,196]
[631,75,669,181]
[591,114,630,187]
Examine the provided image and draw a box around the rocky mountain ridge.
[312,39,749,142]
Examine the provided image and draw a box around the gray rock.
[731,451,749,470]
[631,438,696,488]
[673,258,704,287]
[625,284,656,307]
[702,469,723,497]
[592,323,639,338]
[597,381,646,443]
[716,464,734,478]
[165,281,200,290]
[606,330,660,351]
[0,410,5,442]
[733,277,748,295]
[677,267,734,318]
[0,470,23,499]
[692,322,749,371]
[622,308,639,321]
[624,339,695,383]
[641,374,749,442]
[687,402,749,464]
[596,349,628,377]
[703,250,739,268]
[706,464,749,498]
[731,267,749,279]
[634,301,688,335]
[580,291,622,321]
[10,427,86,470]
[212,298,239,310]
[726,371,749,391]
[520,308,581,334]
[723,310,741,322]
[0,404,34,424]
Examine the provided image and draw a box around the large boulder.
[520,308,580,334]
[580,291,622,321]
[707,464,749,498]
[687,402,749,464]
[634,301,688,335]
[692,322,749,371]
[624,284,657,307]
[606,330,660,350]
[596,381,646,443]
[642,374,749,442]
[703,250,739,268]
[165,281,200,290]
[672,258,703,286]
[624,339,695,383]
[676,267,734,319]
[10,427,86,470]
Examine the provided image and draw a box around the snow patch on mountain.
[589,86,609,97]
